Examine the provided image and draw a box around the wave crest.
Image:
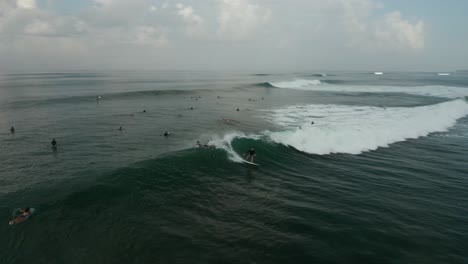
[264,79,468,99]
[207,132,261,162]
[269,79,322,88]
[262,99,468,155]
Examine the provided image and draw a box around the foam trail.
[268,79,468,99]
[263,99,468,155]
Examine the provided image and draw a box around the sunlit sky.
[1,0,467,72]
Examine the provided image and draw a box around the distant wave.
[264,79,468,99]
[262,99,468,155]
[251,73,272,76]
[269,79,323,88]
[2,89,198,109]
[254,82,276,88]
[309,73,328,77]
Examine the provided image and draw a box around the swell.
[1,89,204,110]
[0,72,107,80]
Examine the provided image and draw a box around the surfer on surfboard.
[9,208,33,225]
[245,148,256,163]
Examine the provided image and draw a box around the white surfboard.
[242,160,259,166]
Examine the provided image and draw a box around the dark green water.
[1,71,468,263]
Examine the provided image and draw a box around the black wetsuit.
[247,149,255,156]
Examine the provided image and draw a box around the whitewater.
[208,99,468,158]
[269,79,468,99]
[263,99,468,155]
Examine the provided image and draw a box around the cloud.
[17,0,36,9]
[338,0,424,51]
[24,19,53,34]
[0,0,436,72]
[80,0,169,46]
[376,11,424,50]
[217,0,271,40]
[93,0,113,7]
[0,1,87,37]
[132,26,168,47]
[176,3,204,36]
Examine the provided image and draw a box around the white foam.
[268,79,468,99]
[270,79,321,88]
[262,99,468,155]
[438,73,451,76]
[208,132,260,163]
[374,72,384,75]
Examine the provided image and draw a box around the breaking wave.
[206,99,468,157]
[265,79,468,99]
[262,99,468,155]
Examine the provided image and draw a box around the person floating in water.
[9,208,32,225]
[311,121,315,124]
[142,109,146,113]
[118,126,123,131]
[10,126,15,134]
[245,148,256,162]
[51,138,57,147]
[164,131,170,137]
[236,108,240,112]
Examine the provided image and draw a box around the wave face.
[207,132,261,162]
[266,79,468,99]
[262,99,468,155]
[269,79,322,89]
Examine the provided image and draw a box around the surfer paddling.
[9,208,32,225]
[245,148,256,163]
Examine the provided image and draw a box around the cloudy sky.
[0,0,467,72]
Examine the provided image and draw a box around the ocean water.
[1,71,468,263]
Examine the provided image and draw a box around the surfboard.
[242,160,259,166]
[9,208,35,225]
